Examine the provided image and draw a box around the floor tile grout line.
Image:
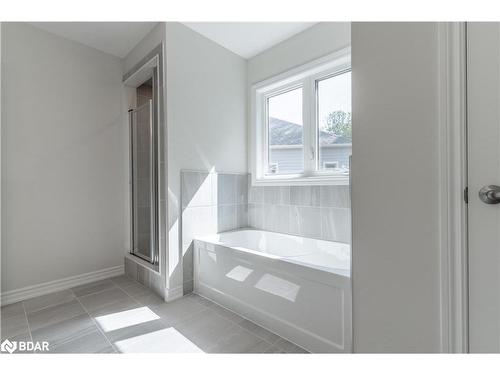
[189,294,280,348]
[21,301,33,342]
[10,277,298,353]
[73,294,117,353]
[192,293,306,352]
[12,280,121,316]
[12,277,158,353]
[22,290,78,315]
[72,283,118,300]
[108,277,149,306]
[75,275,159,352]
[178,300,258,354]
[221,314,279,348]
[70,278,146,303]
[23,283,125,316]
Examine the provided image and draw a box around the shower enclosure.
[129,97,158,264]
[124,44,164,269]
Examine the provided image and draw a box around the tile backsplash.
[180,170,351,294]
[248,183,351,244]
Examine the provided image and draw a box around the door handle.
[479,185,500,204]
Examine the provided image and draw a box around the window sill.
[252,175,349,187]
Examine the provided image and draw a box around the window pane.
[267,87,303,175]
[317,71,351,173]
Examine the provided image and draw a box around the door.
[468,23,500,352]
[129,99,158,264]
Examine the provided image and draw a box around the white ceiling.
[29,22,158,58]
[28,22,316,60]
[182,22,317,59]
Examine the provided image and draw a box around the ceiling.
[182,22,317,59]
[29,22,158,58]
[28,22,316,60]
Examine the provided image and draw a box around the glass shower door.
[129,100,158,263]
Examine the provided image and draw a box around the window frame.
[250,47,351,186]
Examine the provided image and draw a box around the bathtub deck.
[0,275,308,353]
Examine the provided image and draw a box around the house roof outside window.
[269,117,351,146]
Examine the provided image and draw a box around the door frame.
[123,44,165,268]
[437,22,469,353]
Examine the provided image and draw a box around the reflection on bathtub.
[254,274,300,302]
[225,265,254,282]
[207,252,217,262]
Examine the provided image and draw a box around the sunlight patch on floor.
[114,327,204,353]
[95,306,160,332]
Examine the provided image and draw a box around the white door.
[468,22,500,352]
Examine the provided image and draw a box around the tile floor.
[0,275,308,353]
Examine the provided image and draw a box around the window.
[267,87,303,175]
[317,72,351,174]
[251,48,351,186]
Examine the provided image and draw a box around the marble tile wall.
[248,183,351,244]
[181,171,248,294]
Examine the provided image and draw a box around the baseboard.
[0,265,124,306]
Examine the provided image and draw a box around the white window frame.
[250,47,351,186]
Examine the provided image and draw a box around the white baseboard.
[0,265,124,306]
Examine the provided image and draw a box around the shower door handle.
[479,185,500,204]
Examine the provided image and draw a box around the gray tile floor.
[0,275,308,353]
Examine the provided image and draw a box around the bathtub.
[193,229,351,353]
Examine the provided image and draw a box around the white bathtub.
[193,229,351,353]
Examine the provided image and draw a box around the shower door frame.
[124,45,164,266]
[129,96,158,264]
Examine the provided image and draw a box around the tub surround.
[248,184,351,244]
[181,171,249,294]
[181,169,351,296]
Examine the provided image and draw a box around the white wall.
[351,22,442,352]
[124,23,166,74]
[1,23,127,292]
[165,22,247,296]
[123,23,247,299]
[247,22,350,85]
[0,23,2,296]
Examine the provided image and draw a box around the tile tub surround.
[248,183,351,244]
[181,171,248,294]
[0,276,307,353]
[180,170,351,294]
